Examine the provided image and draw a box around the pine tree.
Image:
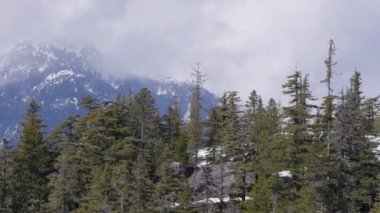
[215,91,241,211]
[174,131,189,164]
[362,97,379,135]
[0,138,12,212]
[246,90,262,150]
[279,70,318,211]
[315,71,380,212]
[129,88,157,141]
[130,153,154,213]
[47,115,87,213]
[155,160,181,212]
[12,100,55,212]
[198,165,217,213]
[371,177,380,213]
[177,180,193,212]
[188,63,207,166]
[79,95,101,111]
[162,97,182,158]
[321,39,337,156]
[282,69,316,150]
[205,107,222,163]
[328,71,380,212]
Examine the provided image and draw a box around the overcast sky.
[0,0,379,102]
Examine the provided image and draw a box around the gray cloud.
[0,0,379,102]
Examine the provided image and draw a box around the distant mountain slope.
[0,42,217,141]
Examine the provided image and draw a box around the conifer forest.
[0,40,379,213]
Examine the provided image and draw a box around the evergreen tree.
[282,69,315,151]
[129,88,158,180]
[162,97,182,159]
[265,98,282,137]
[0,138,12,212]
[215,91,241,211]
[330,72,380,212]
[155,160,181,212]
[79,95,101,111]
[129,88,157,141]
[246,90,262,150]
[205,107,222,163]
[188,63,207,166]
[279,70,318,211]
[362,97,379,135]
[47,115,87,213]
[174,131,190,164]
[321,39,337,156]
[129,153,154,213]
[12,100,55,212]
[177,180,193,212]
[198,165,217,213]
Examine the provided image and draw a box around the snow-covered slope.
[0,42,217,142]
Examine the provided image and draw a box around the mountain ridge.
[0,42,217,142]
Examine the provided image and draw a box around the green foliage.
[3,45,380,212]
[188,63,207,166]
[0,138,12,212]
[174,131,189,164]
[12,100,55,212]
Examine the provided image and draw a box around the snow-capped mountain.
[0,42,217,142]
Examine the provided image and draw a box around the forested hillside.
[0,41,379,213]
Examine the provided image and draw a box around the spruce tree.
[130,153,154,213]
[47,115,85,213]
[12,100,55,212]
[329,71,380,212]
[362,97,379,135]
[188,63,207,166]
[155,160,181,212]
[174,132,189,164]
[162,97,182,158]
[280,70,318,211]
[216,91,241,211]
[177,180,193,212]
[205,107,222,163]
[321,39,336,156]
[0,138,12,212]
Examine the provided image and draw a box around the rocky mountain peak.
[0,42,217,141]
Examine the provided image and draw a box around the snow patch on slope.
[368,135,380,160]
[51,97,79,109]
[193,196,252,204]
[278,170,293,178]
[33,69,85,91]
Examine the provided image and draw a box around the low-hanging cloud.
[0,0,379,102]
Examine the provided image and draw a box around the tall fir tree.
[162,96,182,159]
[321,39,337,156]
[188,63,207,166]
[47,115,86,213]
[205,106,222,163]
[0,138,12,212]
[216,91,241,211]
[330,71,380,212]
[362,97,379,135]
[280,70,318,211]
[12,100,55,212]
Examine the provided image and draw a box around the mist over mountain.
[0,41,217,141]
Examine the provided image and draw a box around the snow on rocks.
[368,135,380,160]
[278,170,293,178]
[193,196,252,204]
[33,69,85,91]
[196,146,225,167]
